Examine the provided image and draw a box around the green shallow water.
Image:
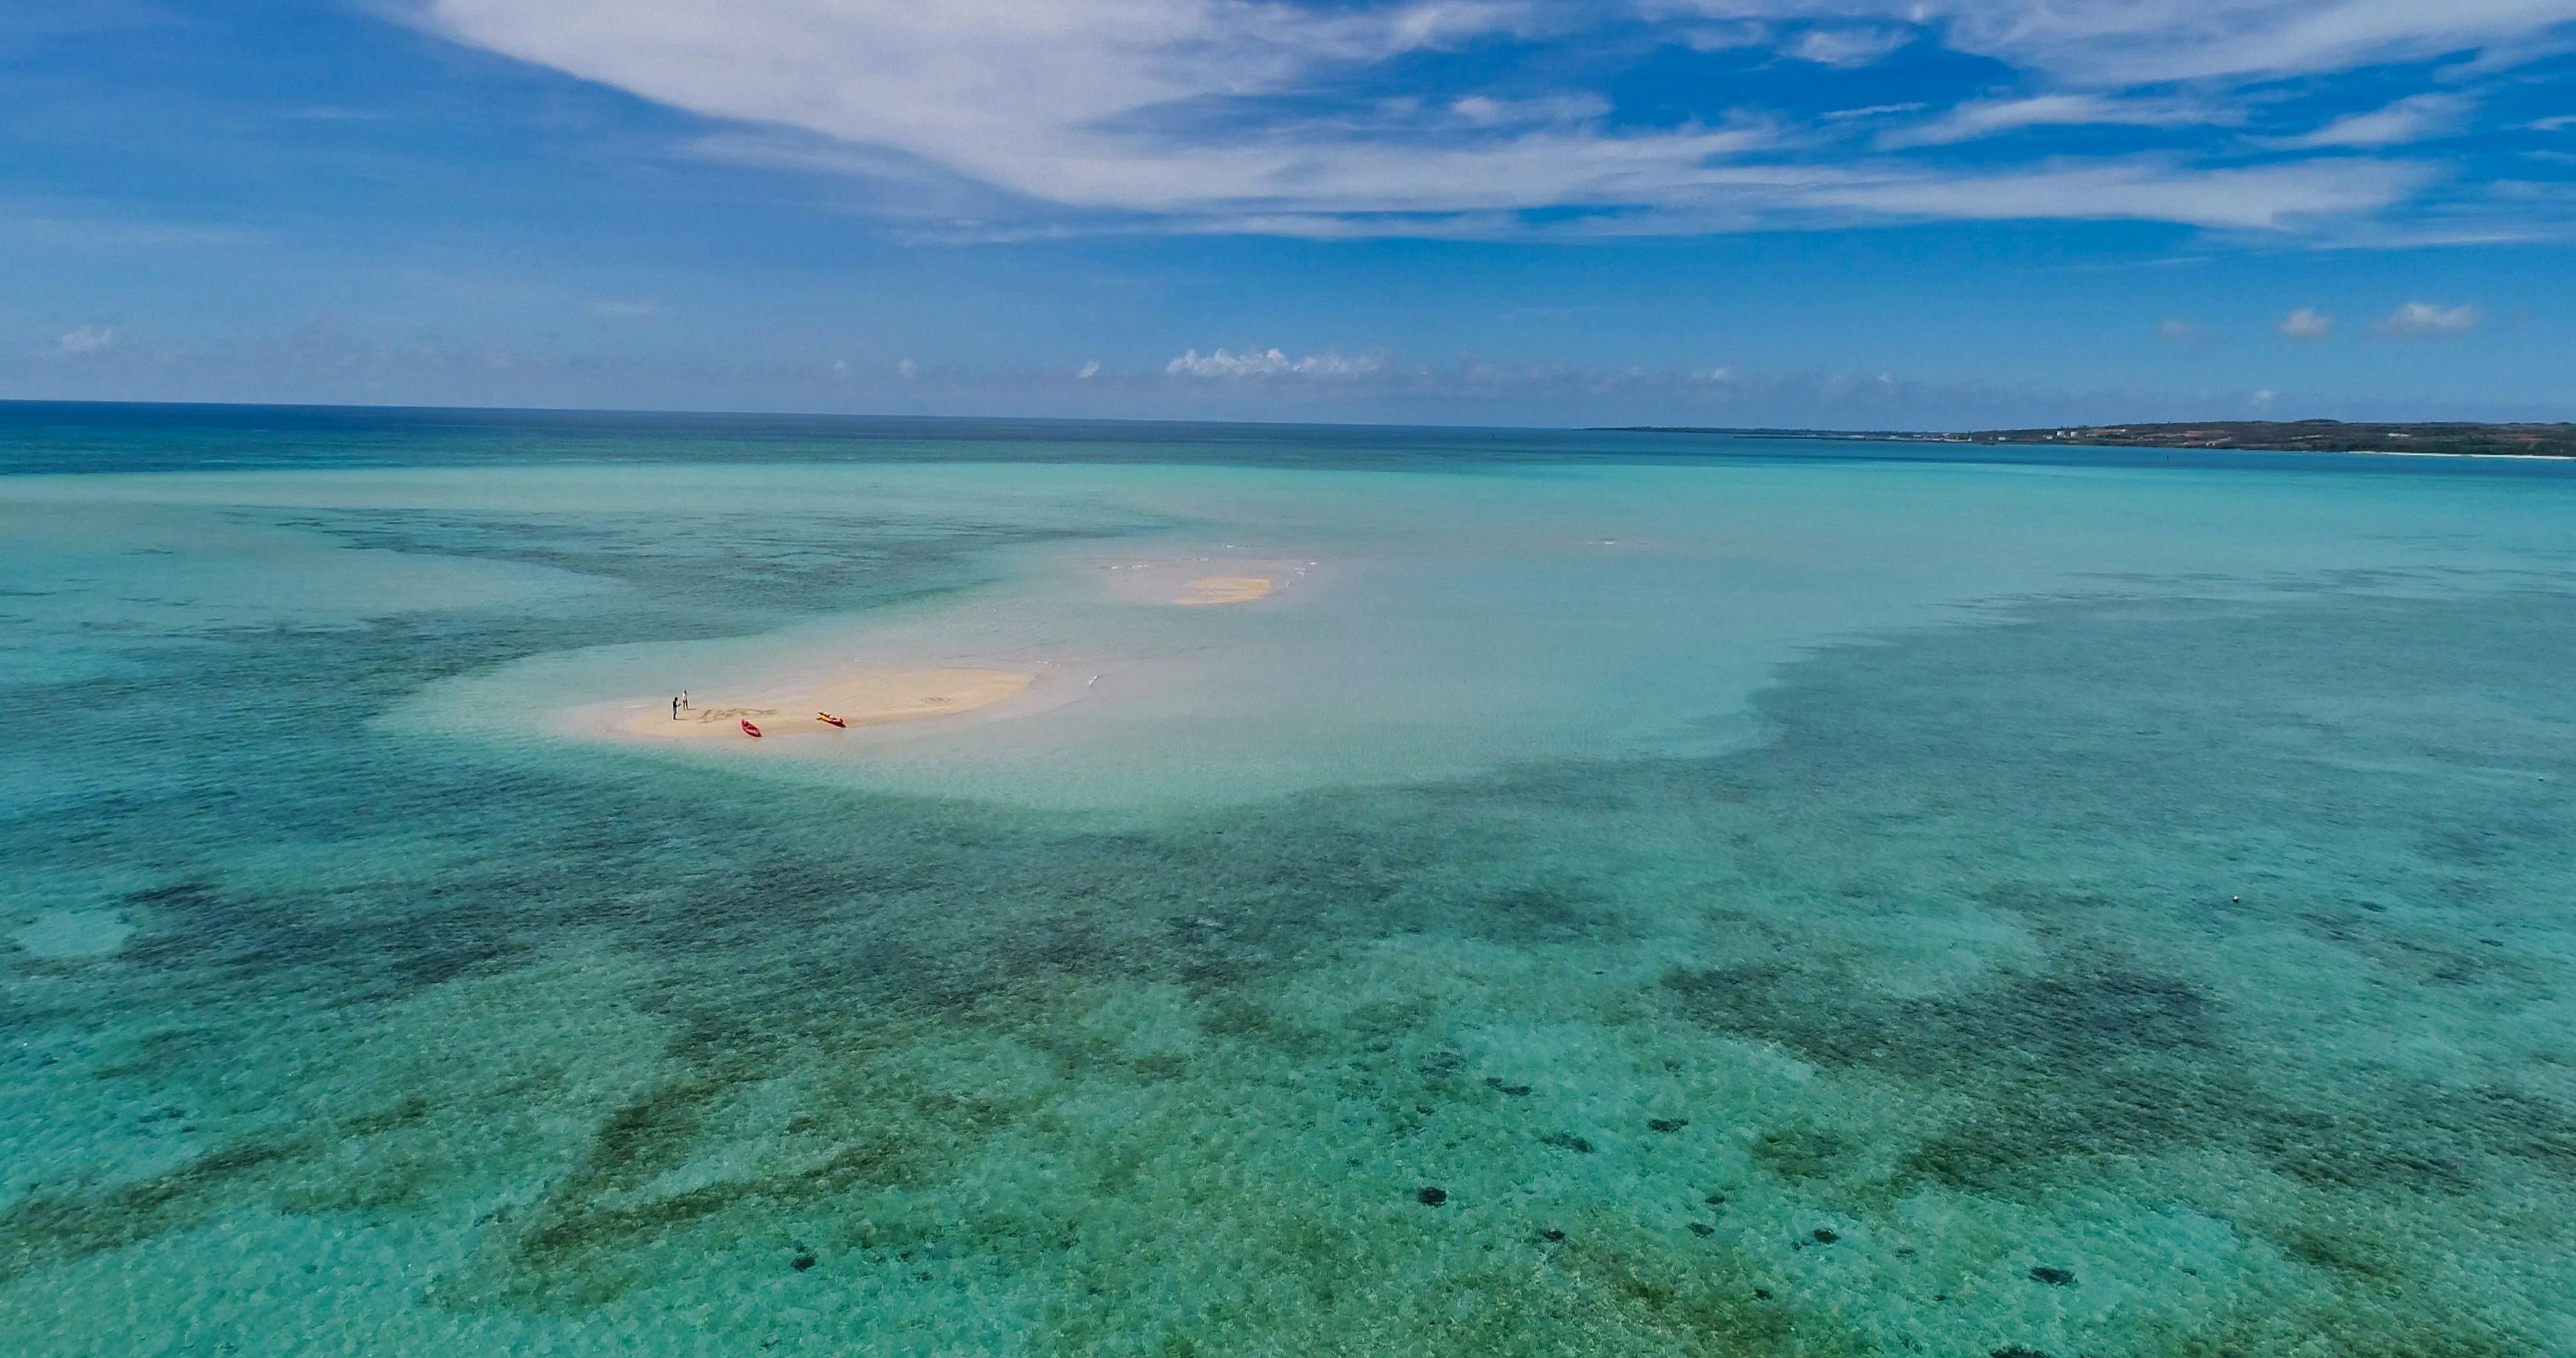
[3,410,2574,1355]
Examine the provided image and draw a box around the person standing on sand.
[682,689,689,709]
[672,695,680,720]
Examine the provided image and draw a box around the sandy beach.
[609,667,1032,741]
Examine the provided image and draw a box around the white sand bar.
[606,667,1032,742]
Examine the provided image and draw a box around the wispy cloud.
[411,0,2571,237]
[1647,0,2576,84]
[2272,94,2473,149]
[586,300,658,319]
[2375,300,2481,334]
[2277,306,2334,337]
[1902,0,2576,85]
[1786,25,1913,67]
[56,324,119,354]
[1878,93,2229,149]
[1821,103,1927,123]
[423,0,1564,217]
[1448,93,1613,128]
[1803,158,2423,231]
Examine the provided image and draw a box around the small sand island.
[613,667,1031,742]
[1176,575,1274,606]
[1099,555,1309,606]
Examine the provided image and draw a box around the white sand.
[1097,555,1311,607]
[1175,575,1275,606]
[608,667,1032,742]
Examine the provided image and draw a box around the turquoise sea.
[5,403,2574,1356]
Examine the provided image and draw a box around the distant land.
[1606,420,2576,458]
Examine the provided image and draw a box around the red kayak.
[817,712,847,728]
[740,720,762,738]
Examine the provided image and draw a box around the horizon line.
[14,396,2557,440]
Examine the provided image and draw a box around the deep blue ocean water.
[3,402,2573,1355]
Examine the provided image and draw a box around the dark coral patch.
[1750,1127,1847,1180]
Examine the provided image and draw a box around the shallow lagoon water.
[3,410,2574,1354]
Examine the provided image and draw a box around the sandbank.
[1097,555,1313,606]
[609,667,1032,742]
[1177,575,1275,606]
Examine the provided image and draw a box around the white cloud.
[2157,318,2201,341]
[1821,102,1928,122]
[1803,158,2422,230]
[1677,0,2576,85]
[2376,300,2480,333]
[1878,93,2229,149]
[57,325,118,353]
[409,0,2567,233]
[1668,18,1776,52]
[2273,94,2473,148]
[897,357,919,378]
[423,0,1585,215]
[2277,306,2335,337]
[1078,359,1102,378]
[1787,25,1913,66]
[1449,93,1613,127]
[1165,347,1385,377]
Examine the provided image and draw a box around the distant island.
[1605,420,2576,458]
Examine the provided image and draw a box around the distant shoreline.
[1599,419,2576,459]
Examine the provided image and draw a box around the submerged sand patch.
[11,908,135,959]
[1098,555,1312,607]
[1177,575,1275,606]
[606,667,1032,742]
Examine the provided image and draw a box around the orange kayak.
[740,720,762,738]
[818,712,847,728]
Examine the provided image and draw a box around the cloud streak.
[2271,94,2473,148]
[1875,94,2232,149]
[412,0,2576,236]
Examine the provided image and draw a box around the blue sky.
[4,0,2574,427]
